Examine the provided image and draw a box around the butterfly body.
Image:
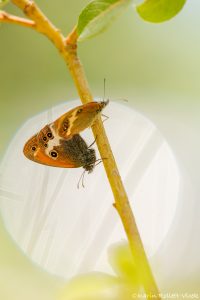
[23,100,108,173]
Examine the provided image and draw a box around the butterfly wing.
[23,133,80,168]
[53,101,108,139]
[23,132,91,169]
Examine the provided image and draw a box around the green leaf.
[0,0,9,8]
[136,0,187,23]
[77,0,133,42]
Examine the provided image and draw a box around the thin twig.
[65,25,78,46]
[9,0,161,298]
[0,11,35,28]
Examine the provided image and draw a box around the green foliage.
[0,0,9,8]
[77,0,187,41]
[77,0,133,41]
[136,0,187,23]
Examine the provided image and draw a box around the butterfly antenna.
[103,78,106,102]
[115,98,128,103]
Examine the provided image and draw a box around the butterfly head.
[82,99,109,115]
[98,99,109,111]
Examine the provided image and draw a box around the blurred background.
[1,0,200,299]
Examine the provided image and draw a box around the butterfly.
[23,100,109,177]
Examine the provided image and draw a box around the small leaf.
[108,242,139,285]
[136,0,187,23]
[0,0,9,8]
[77,0,133,42]
[59,272,120,300]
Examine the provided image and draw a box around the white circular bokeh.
[0,100,179,278]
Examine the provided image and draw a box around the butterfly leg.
[101,114,109,123]
[88,135,98,148]
[94,157,108,166]
[77,169,86,189]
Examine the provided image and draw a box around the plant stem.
[10,0,161,298]
[0,11,35,28]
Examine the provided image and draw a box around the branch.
[10,0,161,298]
[0,11,35,29]
[11,0,66,51]
[65,26,78,46]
